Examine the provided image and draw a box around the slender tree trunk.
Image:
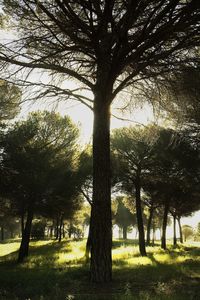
[50,226,53,238]
[152,222,156,245]
[18,207,34,263]
[68,229,72,238]
[21,212,25,237]
[173,215,177,246]
[135,170,147,256]
[177,216,183,243]
[10,230,14,239]
[118,227,122,239]
[1,226,4,241]
[161,201,169,250]
[90,97,112,283]
[58,215,63,242]
[122,226,127,240]
[62,222,65,238]
[55,217,59,240]
[68,221,73,238]
[146,204,154,246]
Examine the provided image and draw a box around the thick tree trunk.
[146,204,154,246]
[18,207,34,263]
[1,226,4,241]
[122,226,127,240]
[90,98,112,283]
[177,216,183,243]
[135,171,147,256]
[173,215,177,246]
[161,201,169,250]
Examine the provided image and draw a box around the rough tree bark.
[135,169,147,256]
[161,201,169,250]
[90,91,112,282]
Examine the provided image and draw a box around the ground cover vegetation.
[0,239,200,300]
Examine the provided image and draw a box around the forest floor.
[0,239,200,300]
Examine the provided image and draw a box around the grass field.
[0,239,200,299]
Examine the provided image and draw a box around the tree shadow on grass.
[0,238,21,244]
[112,239,139,249]
[0,239,86,269]
[1,241,200,300]
[0,240,90,299]
[30,239,70,255]
[112,248,200,299]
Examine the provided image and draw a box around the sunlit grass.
[57,240,85,265]
[1,238,199,268]
[30,240,54,247]
[0,241,20,257]
[0,238,200,299]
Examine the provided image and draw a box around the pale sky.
[19,93,156,143]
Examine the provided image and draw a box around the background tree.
[142,183,161,246]
[1,111,80,262]
[151,127,200,249]
[1,0,200,282]
[197,223,200,237]
[0,80,21,125]
[114,196,136,240]
[76,147,93,258]
[112,125,158,255]
[182,225,194,242]
[170,188,200,246]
